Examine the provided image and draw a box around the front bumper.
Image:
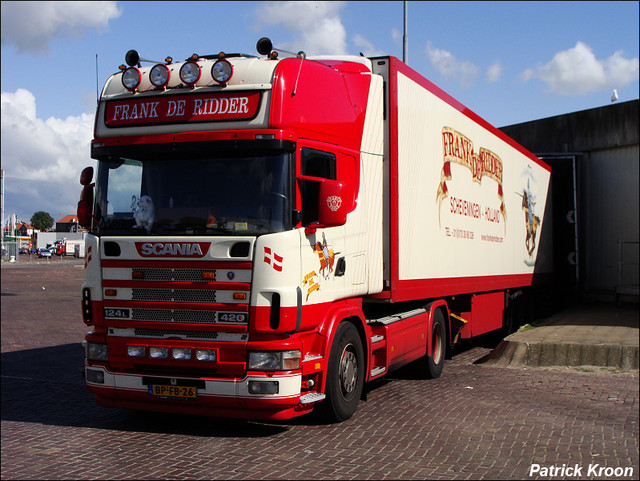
[85,364,314,420]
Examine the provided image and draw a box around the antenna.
[95,54,99,106]
[256,38,306,96]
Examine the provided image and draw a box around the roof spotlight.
[180,61,201,86]
[211,59,233,84]
[150,64,170,88]
[121,67,141,91]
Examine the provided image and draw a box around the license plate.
[149,384,197,400]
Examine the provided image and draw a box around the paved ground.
[1,261,638,480]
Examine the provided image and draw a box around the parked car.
[38,248,52,258]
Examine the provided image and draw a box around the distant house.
[17,223,35,236]
[56,215,80,233]
[3,222,35,237]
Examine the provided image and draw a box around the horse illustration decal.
[521,187,540,257]
[313,233,336,279]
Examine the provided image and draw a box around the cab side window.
[299,148,336,225]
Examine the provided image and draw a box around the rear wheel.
[320,322,364,422]
[426,309,446,379]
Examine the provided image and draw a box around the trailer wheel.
[426,309,446,379]
[320,322,364,422]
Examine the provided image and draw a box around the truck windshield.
[94,152,292,236]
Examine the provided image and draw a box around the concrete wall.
[36,232,85,250]
[501,100,639,298]
[500,100,638,154]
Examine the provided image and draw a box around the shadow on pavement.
[1,344,288,437]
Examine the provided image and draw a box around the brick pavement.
[2,263,638,480]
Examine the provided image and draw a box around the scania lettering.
[78,38,551,422]
[137,242,206,257]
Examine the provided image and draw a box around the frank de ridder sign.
[105,92,261,126]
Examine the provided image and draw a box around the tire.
[426,309,446,379]
[320,322,365,422]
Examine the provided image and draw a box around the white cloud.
[486,61,503,83]
[251,1,347,56]
[425,41,479,88]
[353,34,385,57]
[1,89,94,221]
[522,41,639,95]
[0,1,121,54]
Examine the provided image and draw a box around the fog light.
[248,381,279,394]
[195,349,216,361]
[127,345,146,357]
[149,346,169,359]
[86,368,105,384]
[172,348,191,360]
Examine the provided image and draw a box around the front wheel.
[320,322,365,422]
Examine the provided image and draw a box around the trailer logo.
[135,242,210,257]
[436,127,506,227]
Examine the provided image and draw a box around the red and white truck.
[78,38,551,422]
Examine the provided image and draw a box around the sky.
[1,0,638,225]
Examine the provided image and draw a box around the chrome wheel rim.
[339,345,358,398]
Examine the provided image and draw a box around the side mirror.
[77,167,95,229]
[80,166,94,186]
[305,180,347,235]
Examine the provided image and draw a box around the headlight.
[248,350,301,371]
[87,342,108,361]
[149,64,170,87]
[211,59,233,84]
[121,67,141,91]
[179,61,200,85]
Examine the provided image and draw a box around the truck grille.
[133,268,218,282]
[132,308,219,323]
[102,260,252,328]
[132,288,217,303]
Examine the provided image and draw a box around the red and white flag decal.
[263,247,283,272]
[84,246,92,269]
